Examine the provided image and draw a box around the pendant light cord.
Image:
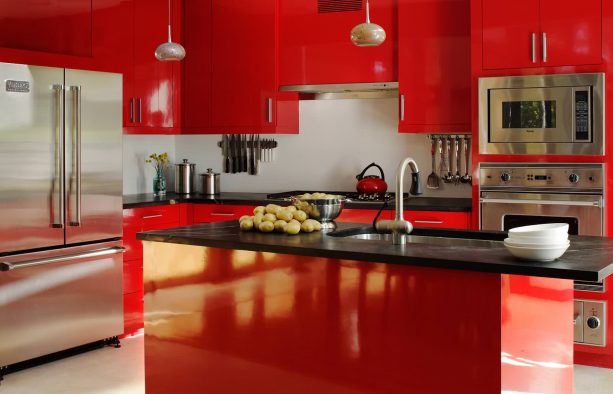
[167,0,173,42]
[365,0,371,24]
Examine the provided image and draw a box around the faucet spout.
[375,157,422,245]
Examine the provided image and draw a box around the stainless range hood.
[280,82,398,100]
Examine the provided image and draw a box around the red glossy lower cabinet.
[193,204,256,223]
[122,203,184,336]
[405,210,471,229]
[336,209,392,224]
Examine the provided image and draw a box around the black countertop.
[123,192,472,212]
[137,221,613,282]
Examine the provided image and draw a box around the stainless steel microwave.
[479,73,604,155]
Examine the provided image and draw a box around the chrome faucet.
[375,157,423,244]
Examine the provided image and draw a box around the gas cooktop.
[266,191,408,202]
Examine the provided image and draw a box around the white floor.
[2,335,613,393]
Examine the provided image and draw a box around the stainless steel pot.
[174,159,196,194]
[200,168,220,195]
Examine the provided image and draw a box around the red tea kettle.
[356,163,388,194]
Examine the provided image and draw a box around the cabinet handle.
[138,98,142,123]
[0,247,126,272]
[142,214,163,219]
[400,94,405,121]
[210,213,235,216]
[130,98,135,123]
[532,33,536,63]
[542,32,547,63]
[414,220,444,225]
[267,98,273,123]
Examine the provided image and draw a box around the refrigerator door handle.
[0,246,126,272]
[69,86,82,227]
[52,84,65,229]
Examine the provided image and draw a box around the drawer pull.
[414,220,444,225]
[210,213,235,216]
[142,214,163,219]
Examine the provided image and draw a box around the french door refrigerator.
[0,63,124,368]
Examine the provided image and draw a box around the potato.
[265,204,282,215]
[239,215,252,222]
[240,219,254,231]
[274,220,288,233]
[285,220,301,235]
[263,213,277,223]
[253,206,265,215]
[304,219,321,231]
[286,205,297,212]
[276,209,293,222]
[300,221,315,233]
[293,210,308,222]
[312,192,326,199]
[254,213,264,227]
[259,221,274,233]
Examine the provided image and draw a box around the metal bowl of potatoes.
[289,193,346,229]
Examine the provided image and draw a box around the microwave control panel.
[575,88,591,141]
[575,300,606,347]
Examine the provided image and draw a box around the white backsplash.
[124,98,471,198]
[123,135,176,195]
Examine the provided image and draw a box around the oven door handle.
[480,198,602,208]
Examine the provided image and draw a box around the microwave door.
[0,63,66,254]
[488,87,574,143]
[64,69,122,245]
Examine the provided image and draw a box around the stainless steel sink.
[338,231,504,248]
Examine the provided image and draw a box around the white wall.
[174,98,471,197]
[123,135,176,195]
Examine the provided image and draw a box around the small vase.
[153,170,167,196]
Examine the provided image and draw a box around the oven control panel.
[575,300,606,347]
[480,165,604,190]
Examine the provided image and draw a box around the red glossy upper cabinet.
[539,0,602,67]
[398,0,470,133]
[182,0,212,133]
[124,0,182,133]
[481,0,602,70]
[210,0,298,134]
[482,0,540,70]
[279,0,397,85]
[0,0,92,56]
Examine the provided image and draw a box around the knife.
[242,135,248,173]
[222,135,229,173]
[230,135,238,174]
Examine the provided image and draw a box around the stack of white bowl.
[504,223,570,262]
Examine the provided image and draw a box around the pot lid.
[200,168,220,176]
[175,159,195,167]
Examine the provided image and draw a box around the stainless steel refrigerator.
[0,63,124,368]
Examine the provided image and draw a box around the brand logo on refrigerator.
[5,80,30,93]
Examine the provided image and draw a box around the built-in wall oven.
[479,73,604,155]
[480,163,606,346]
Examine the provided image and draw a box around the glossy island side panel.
[143,243,574,393]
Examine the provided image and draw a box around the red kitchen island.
[138,222,613,393]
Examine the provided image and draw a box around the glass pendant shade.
[155,0,186,61]
[351,0,386,47]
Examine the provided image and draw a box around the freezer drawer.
[0,241,124,367]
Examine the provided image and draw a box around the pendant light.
[155,0,186,61]
[350,0,386,47]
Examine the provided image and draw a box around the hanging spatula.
[427,137,440,189]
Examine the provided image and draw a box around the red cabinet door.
[540,0,602,67]
[193,204,257,223]
[482,0,540,70]
[398,0,470,133]
[279,0,397,86]
[209,0,298,134]
[124,0,181,133]
[404,211,471,230]
[0,0,92,56]
[336,209,392,224]
[211,0,275,131]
